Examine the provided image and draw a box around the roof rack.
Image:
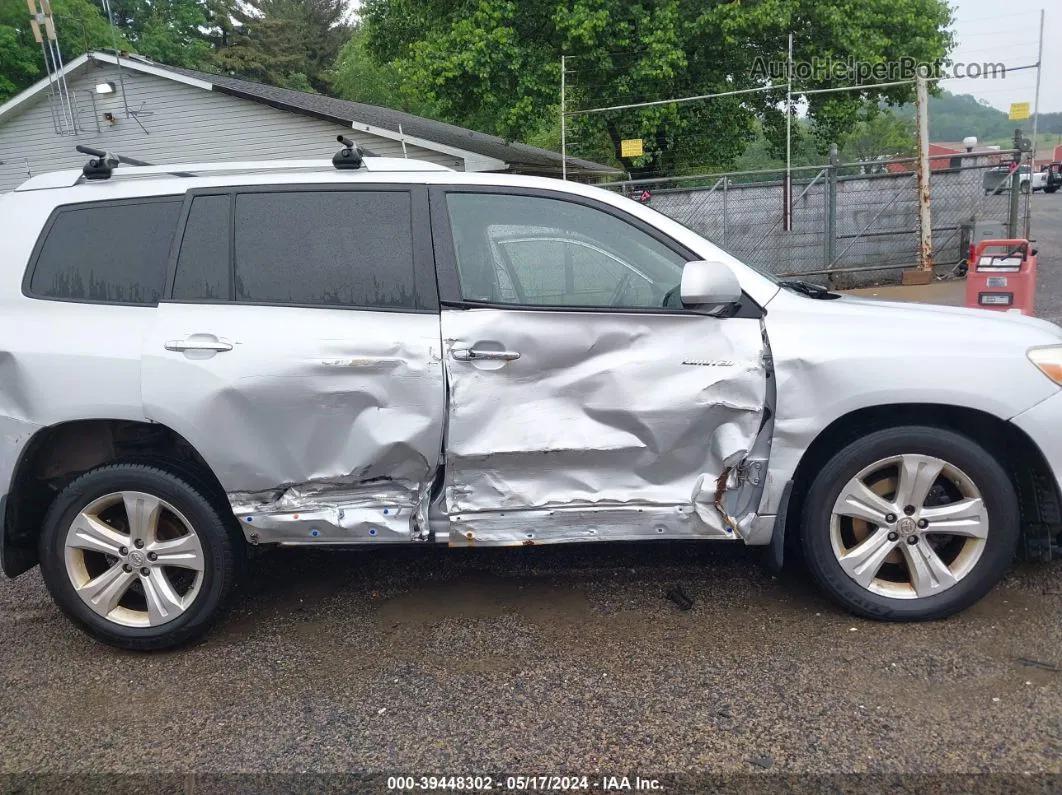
[16,146,451,192]
[333,136,363,170]
[79,136,366,182]
[76,145,197,180]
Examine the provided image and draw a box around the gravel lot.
[2,194,1062,792]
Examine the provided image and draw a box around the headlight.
[1028,345,1062,385]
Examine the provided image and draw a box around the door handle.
[164,336,233,353]
[451,348,520,362]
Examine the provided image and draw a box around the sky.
[946,0,1058,113]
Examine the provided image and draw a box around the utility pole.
[1010,127,1023,236]
[784,32,793,231]
[560,54,567,182]
[905,73,933,285]
[825,142,839,268]
[1024,8,1044,239]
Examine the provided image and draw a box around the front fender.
[757,292,1061,516]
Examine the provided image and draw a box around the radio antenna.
[99,0,131,118]
[28,0,77,135]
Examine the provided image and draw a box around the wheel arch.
[2,418,230,578]
[781,403,1062,561]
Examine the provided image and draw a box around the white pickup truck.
[1024,166,1048,193]
[985,164,1046,194]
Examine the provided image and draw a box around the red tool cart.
[964,239,1037,315]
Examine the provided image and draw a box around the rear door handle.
[164,335,233,353]
[451,348,520,362]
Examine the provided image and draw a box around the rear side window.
[28,198,182,304]
[233,190,417,309]
[173,194,231,301]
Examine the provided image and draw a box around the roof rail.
[16,156,452,192]
[76,145,197,180]
[77,136,364,181]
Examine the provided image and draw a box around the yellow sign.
[1009,102,1031,121]
[620,138,644,158]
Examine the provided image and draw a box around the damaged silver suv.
[4,148,1062,649]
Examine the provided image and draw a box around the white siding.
[0,65,464,192]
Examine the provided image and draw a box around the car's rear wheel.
[39,464,241,650]
[800,427,1018,621]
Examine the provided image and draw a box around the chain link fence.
[604,151,1021,285]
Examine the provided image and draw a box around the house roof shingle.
[142,58,615,176]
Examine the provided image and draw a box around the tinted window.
[30,198,181,304]
[234,191,416,308]
[173,194,231,300]
[445,193,685,309]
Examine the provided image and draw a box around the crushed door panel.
[442,307,768,542]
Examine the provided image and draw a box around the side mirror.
[680,260,742,309]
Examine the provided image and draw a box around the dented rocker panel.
[449,503,735,546]
[229,481,422,544]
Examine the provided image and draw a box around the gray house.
[0,50,615,192]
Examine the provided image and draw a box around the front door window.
[445,193,687,309]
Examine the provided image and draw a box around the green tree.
[213,0,350,92]
[728,119,829,173]
[106,0,220,69]
[330,25,436,114]
[838,109,916,169]
[0,26,39,101]
[0,0,130,101]
[363,0,954,178]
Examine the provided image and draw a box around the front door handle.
[451,348,521,362]
[164,335,233,353]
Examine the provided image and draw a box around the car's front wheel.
[39,463,241,650]
[800,427,1018,621]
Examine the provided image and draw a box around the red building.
[1034,143,1062,169]
[884,142,1006,173]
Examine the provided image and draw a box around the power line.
[948,45,1036,58]
[950,9,1042,25]
[951,26,1042,38]
[564,47,662,60]
[565,76,929,116]
[566,84,784,116]
[801,79,916,96]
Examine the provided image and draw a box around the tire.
[39,463,242,650]
[1046,187,1058,194]
[1020,181,1030,194]
[800,426,1018,621]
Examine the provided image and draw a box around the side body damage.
[160,307,773,548]
[439,308,772,545]
[139,307,448,545]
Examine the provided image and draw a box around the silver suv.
[3,147,1062,649]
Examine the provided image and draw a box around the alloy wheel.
[63,491,205,627]
[829,454,988,599]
